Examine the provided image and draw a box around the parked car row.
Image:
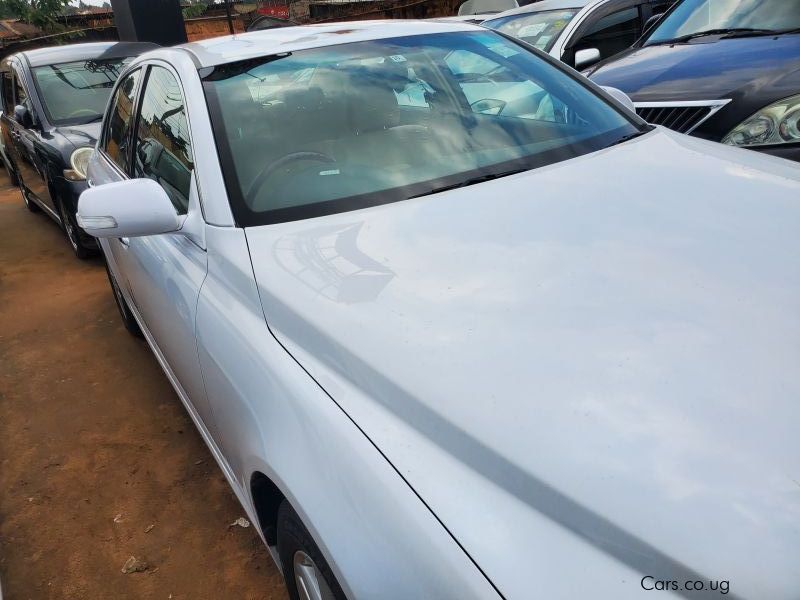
[4,8,800,600]
[483,0,675,69]
[469,0,800,160]
[585,0,800,160]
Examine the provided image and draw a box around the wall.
[0,0,463,55]
[308,0,461,22]
[185,15,245,42]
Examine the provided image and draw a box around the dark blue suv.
[585,0,800,162]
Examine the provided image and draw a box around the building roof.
[0,19,42,41]
[179,19,477,67]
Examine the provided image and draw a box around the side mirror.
[574,48,601,69]
[601,86,636,113]
[77,178,183,239]
[13,104,32,128]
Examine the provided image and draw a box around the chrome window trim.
[129,49,235,227]
[133,59,203,220]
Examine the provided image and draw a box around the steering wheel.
[245,151,336,204]
[470,98,507,115]
[69,108,97,118]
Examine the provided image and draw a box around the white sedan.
[79,20,800,600]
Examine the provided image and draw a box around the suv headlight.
[64,147,93,181]
[722,94,800,147]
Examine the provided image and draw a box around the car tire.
[277,501,346,600]
[104,260,142,338]
[58,199,97,259]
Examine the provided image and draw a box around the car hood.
[246,129,800,599]
[588,35,800,103]
[56,121,102,150]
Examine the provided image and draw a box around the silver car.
[79,20,800,600]
[483,0,675,70]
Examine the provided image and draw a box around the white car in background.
[484,0,674,69]
[456,0,539,16]
[79,20,800,600]
[430,14,496,24]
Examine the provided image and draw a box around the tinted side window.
[103,68,141,172]
[574,7,642,60]
[1,71,14,113]
[133,66,193,215]
[651,0,674,12]
[13,68,28,107]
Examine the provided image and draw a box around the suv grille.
[634,100,731,134]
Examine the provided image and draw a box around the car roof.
[19,41,159,68]
[430,14,495,22]
[484,0,596,21]
[457,0,518,16]
[177,20,477,68]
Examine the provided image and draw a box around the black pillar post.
[223,0,235,35]
[110,0,188,46]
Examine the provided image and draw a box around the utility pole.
[224,0,235,35]
[110,0,188,45]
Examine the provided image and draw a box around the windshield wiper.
[75,115,103,125]
[650,28,774,45]
[410,167,529,199]
[721,26,800,39]
[768,27,800,35]
[607,130,648,147]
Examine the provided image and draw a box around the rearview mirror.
[574,48,601,69]
[13,104,32,128]
[77,178,183,238]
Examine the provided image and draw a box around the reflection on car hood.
[588,35,800,103]
[57,121,102,149]
[246,129,800,599]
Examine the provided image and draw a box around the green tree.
[0,0,71,30]
[182,4,206,19]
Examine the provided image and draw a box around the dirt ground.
[0,174,288,599]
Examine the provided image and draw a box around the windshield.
[485,9,579,52]
[203,32,641,226]
[32,58,130,125]
[646,0,800,45]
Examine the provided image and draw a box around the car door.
[563,0,645,67]
[6,62,54,211]
[109,63,214,431]
[0,65,17,174]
